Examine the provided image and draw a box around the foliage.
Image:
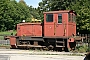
[0,0,32,31]
[0,30,16,35]
[0,30,16,40]
[29,6,41,20]
[38,0,76,21]
[38,0,75,11]
[75,45,88,53]
[67,0,90,32]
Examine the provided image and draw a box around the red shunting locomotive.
[10,10,77,51]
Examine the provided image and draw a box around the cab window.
[68,13,72,22]
[46,14,53,22]
[58,14,62,23]
[68,13,76,22]
[73,15,76,22]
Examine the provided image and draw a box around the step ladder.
[56,39,65,50]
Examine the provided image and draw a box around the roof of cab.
[43,10,76,15]
[17,23,41,26]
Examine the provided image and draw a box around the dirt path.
[10,55,84,60]
[0,49,85,60]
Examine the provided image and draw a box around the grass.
[72,45,88,53]
[0,30,16,36]
[0,30,16,40]
[0,44,10,49]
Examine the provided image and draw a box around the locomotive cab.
[43,10,76,51]
[43,10,76,37]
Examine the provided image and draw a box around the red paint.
[44,10,76,37]
[10,36,17,48]
[10,36,16,45]
[17,23,42,37]
[67,38,75,50]
[68,23,76,36]
[68,38,74,42]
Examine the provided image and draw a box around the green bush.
[75,45,88,53]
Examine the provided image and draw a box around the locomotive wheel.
[48,45,54,50]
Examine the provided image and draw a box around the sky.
[16,0,42,8]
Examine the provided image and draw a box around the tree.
[0,0,12,31]
[67,0,90,33]
[38,0,76,11]
[0,0,32,31]
[37,0,76,22]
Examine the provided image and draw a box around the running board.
[17,45,46,48]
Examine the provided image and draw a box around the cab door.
[54,14,65,37]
